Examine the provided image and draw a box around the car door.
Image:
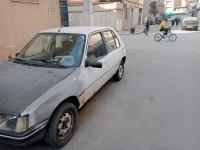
[102,30,123,78]
[84,32,109,102]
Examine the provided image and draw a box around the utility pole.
[83,0,93,26]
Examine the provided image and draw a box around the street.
[1,27,200,150]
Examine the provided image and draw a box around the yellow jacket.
[159,21,166,30]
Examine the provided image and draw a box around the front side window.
[87,33,105,61]
[102,31,117,53]
[16,33,85,68]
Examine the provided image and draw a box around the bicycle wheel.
[168,34,177,42]
[154,33,162,41]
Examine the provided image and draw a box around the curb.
[118,32,143,35]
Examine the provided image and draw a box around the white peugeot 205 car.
[0,26,126,148]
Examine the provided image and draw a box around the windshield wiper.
[29,59,47,62]
[14,58,33,66]
[15,58,67,68]
[31,59,67,68]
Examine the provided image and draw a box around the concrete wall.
[68,2,140,30]
[132,7,139,26]
[142,0,149,24]
[68,5,85,26]
[68,2,124,30]
[116,9,123,31]
[0,0,61,61]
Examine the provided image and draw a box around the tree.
[149,1,159,17]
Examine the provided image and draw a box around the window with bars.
[60,0,69,27]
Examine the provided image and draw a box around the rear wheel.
[168,33,177,42]
[154,33,162,41]
[113,61,124,81]
[44,102,78,148]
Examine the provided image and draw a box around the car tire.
[44,102,78,148]
[113,61,124,81]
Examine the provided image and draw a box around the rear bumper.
[0,120,48,146]
[181,25,198,30]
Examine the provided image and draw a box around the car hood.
[0,61,77,116]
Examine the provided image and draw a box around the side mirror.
[15,52,19,57]
[85,60,102,68]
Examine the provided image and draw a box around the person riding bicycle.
[159,18,171,37]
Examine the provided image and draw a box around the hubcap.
[169,34,176,41]
[57,112,73,139]
[118,65,123,78]
[155,35,161,41]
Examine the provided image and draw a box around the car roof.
[40,26,114,35]
[183,17,198,21]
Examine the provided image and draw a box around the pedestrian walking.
[144,17,151,36]
[175,16,179,26]
[171,16,175,26]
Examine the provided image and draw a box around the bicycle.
[154,28,177,42]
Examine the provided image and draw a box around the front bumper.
[0,120,48,146]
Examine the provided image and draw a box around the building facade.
[191,0,200,20]
[0,0,61,61]
[173,0,189,16]
[165,0,189,16]
[68,0,142,30]
[157,0,166,16]
[0,0,144,61]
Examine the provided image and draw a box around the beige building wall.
[0,0,61,61]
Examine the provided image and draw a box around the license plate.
[187,26,193,28]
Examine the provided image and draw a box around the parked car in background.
[167,17,172,22]
[155,17,162,24]
[150,18,156,25]
[181,17,199,31]
[0,26,126,148]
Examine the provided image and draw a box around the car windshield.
[15,33,85,68]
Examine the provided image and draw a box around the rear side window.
[112,31,120,48]
[102,31,116,53]
[87,33,105,61]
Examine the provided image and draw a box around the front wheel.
[113,61,124,81]
[154,33,162,41]
[168,33,177,42]
[44,102,78,148]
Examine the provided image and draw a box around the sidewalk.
[117,24,181,35]
[117,25,159,35]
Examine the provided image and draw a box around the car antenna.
[58,27,62,32]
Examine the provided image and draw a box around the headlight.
[0,115,28,133]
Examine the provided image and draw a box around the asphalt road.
[1,29,200,150]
